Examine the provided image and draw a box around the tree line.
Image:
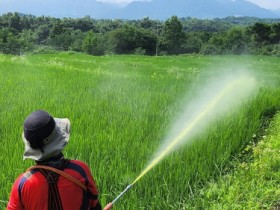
[0,12,280,56]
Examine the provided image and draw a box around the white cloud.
[245,0,280,10]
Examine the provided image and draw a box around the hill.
[0,0,278,19]
[112,0,279,19]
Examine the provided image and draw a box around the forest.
[0,12,280,56]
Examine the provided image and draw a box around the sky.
[96,0,150,6]
[0,0,280,9]
[96,0,280,9]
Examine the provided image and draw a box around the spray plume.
[112,70,257,204]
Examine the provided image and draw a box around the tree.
[0,13,279,56]
[181,32,203,54]
[204,32,225,54]
[93,33,113,55]
[135,28,157,55]
[50,20,64,38]
[82,30,97,55]
[140,17,153,29]
[74,16,95,32]
[35,24,50,44]
[9,12,22,33]
[271,23,280,44]
[69,30,86,52]
[250,22,271,44]
[224,27,248,54]
[0,28,20,54]
[160,16,185,55]
[18,29,36,52]
[49,29,73,51]
[111,24,136,54]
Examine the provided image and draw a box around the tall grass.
[0,53,279,209]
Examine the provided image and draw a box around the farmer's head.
[22,110,70,161]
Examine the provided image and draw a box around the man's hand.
[104,202,113,210]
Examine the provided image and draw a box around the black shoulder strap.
[40,169,63,210]
[38,159,70,210]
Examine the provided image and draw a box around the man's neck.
[36,153,66,168]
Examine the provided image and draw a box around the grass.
[185,111,280,209]
[0,52,279,209]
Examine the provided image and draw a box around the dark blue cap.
[23,110,55,150]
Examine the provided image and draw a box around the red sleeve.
[71,160,101,209]
[7,175,25,210]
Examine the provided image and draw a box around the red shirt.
[7,160,101,210]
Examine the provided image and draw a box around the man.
[7,110,112,210]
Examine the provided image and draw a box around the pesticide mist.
[133,70,257,184]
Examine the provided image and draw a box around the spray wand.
[111,184,133,205]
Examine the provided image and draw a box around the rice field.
[0,52,279,209]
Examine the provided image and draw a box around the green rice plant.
[0,53,279,209]
[184,111,280,210]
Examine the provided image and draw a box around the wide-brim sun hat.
[22,110,70,161]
